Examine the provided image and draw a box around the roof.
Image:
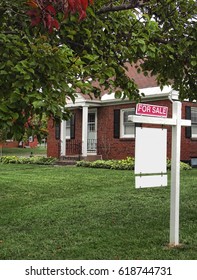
[79,63,158,100]
[125,63,158,89]
[66,64,175,106]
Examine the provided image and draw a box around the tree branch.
[96,0,148,15]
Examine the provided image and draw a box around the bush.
[0,156,56,165]
[76,157,135,170]
[76,157,191,171]
[167,159,192,171]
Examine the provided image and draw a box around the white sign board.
[135,127,167,175]
[135,174,168,188]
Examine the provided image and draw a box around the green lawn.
[0,164,196,260]
[1,146,47,157]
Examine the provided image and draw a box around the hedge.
[0,156,56,165]
[76,157,192,171]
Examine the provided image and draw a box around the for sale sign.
[136,103,168,118]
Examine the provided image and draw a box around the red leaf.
[45,5,56,16]
[68,0,75,12]
[31,17,41,27]
[26,0,38,8]
[80,0,88,10]
[52,18,60,30]
[27,9,41,26]
[78,9,87,20]
[44,13,53,29]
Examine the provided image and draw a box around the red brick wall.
[181,102,197,161]
[2,141,19,148]
[47,118,61,158]
[27,137,39,148]
[2,137,38,148]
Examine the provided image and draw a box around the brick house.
[2,136,39,149]
[47,67,197,165]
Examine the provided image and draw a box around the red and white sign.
[136,103,168,118]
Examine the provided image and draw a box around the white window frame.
[120,108,135,138]
[87,109,97,154]
[66,119,71,139]
[191,107,197,139]
[29,136,33,142]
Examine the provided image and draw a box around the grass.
[0,146,47,157]
[0,164,196,260]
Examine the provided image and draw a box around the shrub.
[76,157,135,170]
[76,157,191,171]
[167,159,192,171]
[0,156,56,165]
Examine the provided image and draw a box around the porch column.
[82,105,88,157]
[60,120,66,157]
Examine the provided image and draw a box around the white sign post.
[170,101,182,246]
[129,101,191,246]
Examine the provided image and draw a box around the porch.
[60,104,101,159]
[60,139,102,163]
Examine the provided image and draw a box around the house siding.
[2,137,38,149]
[47,118,61,158]
[181,102,197,161]
[2,141,19,148]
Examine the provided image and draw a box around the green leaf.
[32,101,44,109]
[0,104,9,113]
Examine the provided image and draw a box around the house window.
[66,119,71,139]
[120,108,135,138]
[65,114,75,139]
[55,120,61,140]
[191,107,197,139]
[88,113,96,132]
[29,136,33,142]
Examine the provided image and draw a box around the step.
[84,155,102,161]
[60,155,81,161]
[55,160,77,166]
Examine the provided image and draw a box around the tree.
[0,0,196,140]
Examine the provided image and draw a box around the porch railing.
[87,139,97,152]
[66,140,82,159]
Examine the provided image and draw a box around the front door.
[87,109,97,154]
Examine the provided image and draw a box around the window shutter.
[70,114,75,139]
[114,109,120,138]
[135,123,142,128]
[55,120,61,140]
[185,106,191,138]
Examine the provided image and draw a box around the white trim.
[87,108,97,155]
[60,120,66,157]
[191,107,197,139]
[120,108,135,138]
[65,86,174,109]
[65,119,71,140]
[82,106,88,157]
